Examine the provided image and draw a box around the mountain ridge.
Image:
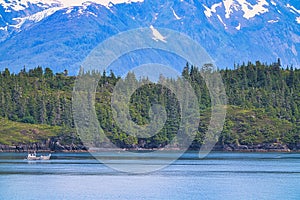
[0,0,299,74]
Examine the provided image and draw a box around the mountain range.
[0,0,299,74]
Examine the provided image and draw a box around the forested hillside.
[0,59,299,151]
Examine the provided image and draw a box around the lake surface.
[0,152,299,199]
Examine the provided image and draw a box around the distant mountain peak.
[0,0,58,11]
[0,0,145,38]
[0,0,144,11]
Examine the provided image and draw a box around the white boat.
[27,152,51,160]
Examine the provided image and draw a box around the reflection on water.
[0,152,299,199]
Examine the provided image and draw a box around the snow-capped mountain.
[0,0,143,41]
[0,0,299,74]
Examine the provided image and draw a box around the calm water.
[0,152,299,199]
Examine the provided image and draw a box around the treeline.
[0,59,299,148]
[0,67,74,127]
[222,59,300,122]
[220,59,299,147]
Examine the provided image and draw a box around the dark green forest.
[0,59,300,151]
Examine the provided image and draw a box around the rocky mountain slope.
[0,0,299,74]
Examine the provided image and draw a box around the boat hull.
[27,153,51,160]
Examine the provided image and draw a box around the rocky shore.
[0,142,300,152]
[0,141,87,152]
[212,143,300,152]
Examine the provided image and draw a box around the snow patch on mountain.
[270,0,276,6]
[171,8,181,20]
[150,25,167,43]
[76,2,96,16]
[268,18,279,23]
[65,8,73,14]
[87,11,97,17]
[286,4,300,24]
[154,13,158,20]
[217,14,227,29]
[0,26,7,31]
[286,4,300,14]
[11,7,60,29]
[203,2,222,18]
[223,0,237,18]
[223,0,269,19]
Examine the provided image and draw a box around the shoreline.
[1,142,299,153]
[0,148,299,153]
